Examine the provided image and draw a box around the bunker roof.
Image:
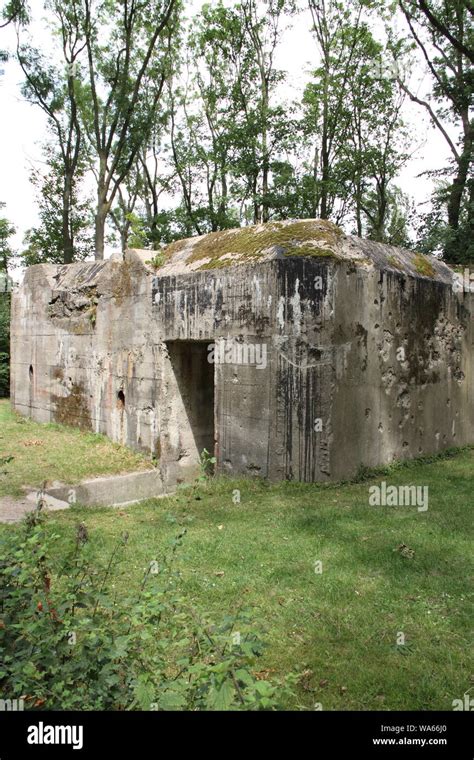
[130,219,454,284]
[23,219,455,290]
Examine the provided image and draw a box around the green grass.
[0,400,152,498]
[4,445,471,711]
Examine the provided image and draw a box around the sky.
[0,0,452,272]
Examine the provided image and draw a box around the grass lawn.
[0,400,151,498]
[3,442,471,710]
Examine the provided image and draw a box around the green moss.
[157,220,343,272]
[414,253,436,278]
[145,252,166,270]
[387,255,404,270]
[52,382,92,432]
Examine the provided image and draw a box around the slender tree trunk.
[218,170,228,224]
[261,78,269,224]
[95,156,108,260]
[62,173,74,264]
[312,147,319,218]
[320,74,330,219]
[121,225,128,253]
[445,121,472,262]
[95,201,108,260]
[355,180,362,237]
[252,174,260,224]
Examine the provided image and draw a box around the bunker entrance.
[166,340,215,461]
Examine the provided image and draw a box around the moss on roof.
[414,252,436,278]
[156,219,344,271]
[127,218,452,284]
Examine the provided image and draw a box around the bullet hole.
[117,390,125,410]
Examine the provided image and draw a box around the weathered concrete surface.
[10,220,474,484]
[0,470,168,523]
[44,469,166,507]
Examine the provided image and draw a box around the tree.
[306,0,365,221]
[21,145,94,265]
[0,291,10,397]
[77,0,182,258]
[0,203,15,398]
[394,0,473,263]
[0,0,28,28]
[0,202,15,283]
[16,0,86,263]
[166,0,295,231]
[304,1,411,237]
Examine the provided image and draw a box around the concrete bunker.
[9,219,474,488]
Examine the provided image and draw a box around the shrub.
[0,510,296,710]
[0,293,10,398]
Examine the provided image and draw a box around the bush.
[0,293,10,398]
[0,510,296,710]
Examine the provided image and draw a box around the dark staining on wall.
[278,258,329,322]
[277,354,322,482]
[53,381,92,431]
[404,280,451,385]
[274,258,333,481]
[111,260,133,305]
[355,324,368,372]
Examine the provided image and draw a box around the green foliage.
[0,294,10,397]
[145,251,166,269]
[21,149,94,266]
[199,448,217,479]
[0,203,15,276]
[303,3,411,238]
[0,513,295,710]
[10,1,470,262]
[391,0,473,264]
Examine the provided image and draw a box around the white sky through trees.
[0,0,452,268]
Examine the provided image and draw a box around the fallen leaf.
[254,669,276,681]
[396,543,415,559]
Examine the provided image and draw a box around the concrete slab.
[43,468,167,508]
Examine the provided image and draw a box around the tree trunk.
[95,156,109,260]
[95,202,108,260]
[261,82,269,223]
[445,121,472,262]
[62,174,74,264]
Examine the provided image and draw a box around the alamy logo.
[27,722,83,750]
[208,339,267,370]
[452,268,474,293]
[369,482,428,512]
[452,693,474,711]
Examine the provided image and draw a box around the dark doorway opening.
[166,340,215,459]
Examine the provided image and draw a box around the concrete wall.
[10,245,473,486]
[269,257,473,481]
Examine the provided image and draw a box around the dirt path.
[0,493,70,524]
